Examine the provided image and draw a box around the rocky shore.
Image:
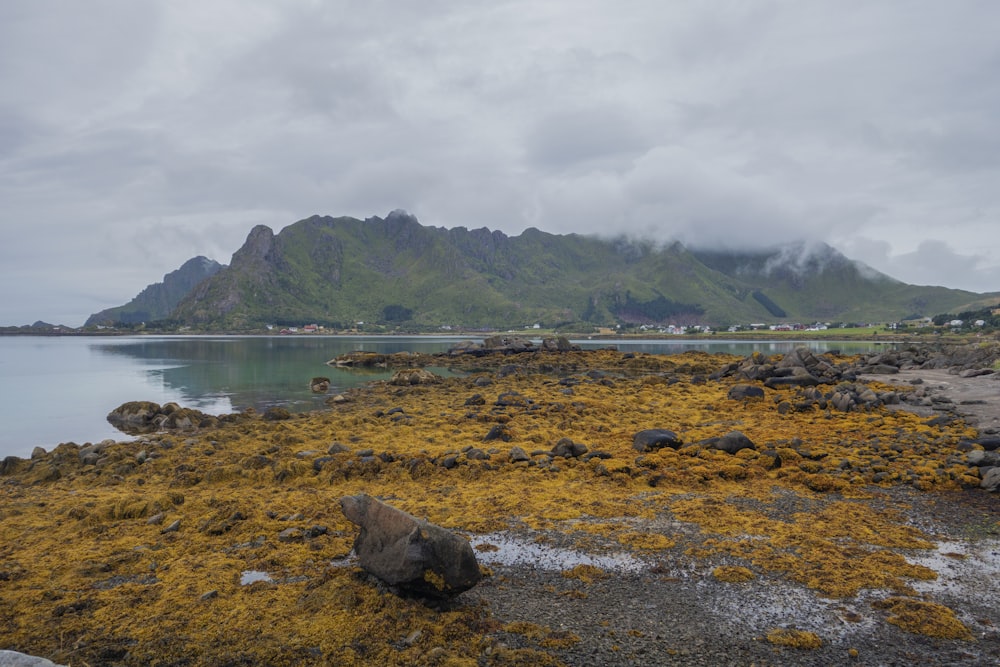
[1,341,999,665]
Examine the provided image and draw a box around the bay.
[0,335,893,459]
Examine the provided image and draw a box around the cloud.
[2,0,1000,325]
[838,238,1000,293]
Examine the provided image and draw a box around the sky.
[2,0,1000,327]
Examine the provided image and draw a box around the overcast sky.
[3,1,999,326]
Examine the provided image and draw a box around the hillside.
[86,256,224,327]
[162,212,992,329]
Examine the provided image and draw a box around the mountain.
[86,256,224,327]
[165,211,995,329]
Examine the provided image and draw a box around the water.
[0,335,892,458]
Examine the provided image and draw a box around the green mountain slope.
[168,212,996,329]
[86,256,223,326]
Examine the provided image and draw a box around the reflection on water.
[0,335,893,458]
[91,336,474,413]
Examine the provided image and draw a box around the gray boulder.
[633,429,682,453]
[340,494,481,598]
[0,651,65,667]
[707,431,756,455]
[727,384,765,400]
[981,467,1000,493]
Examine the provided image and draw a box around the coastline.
[2,344,998,665]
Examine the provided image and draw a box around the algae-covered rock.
[340,494,481,598]
[390,368,442,386]
[107,401,214,434]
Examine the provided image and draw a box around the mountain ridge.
[85,256,224,327]
[161,212,996,329]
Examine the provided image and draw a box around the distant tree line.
[931,303,1000,328]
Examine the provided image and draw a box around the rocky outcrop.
[340,494,481,598]
[107,401,217,434]
[712,347,843,387]
[389,369,442,386]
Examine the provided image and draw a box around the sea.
[0,335,894,459]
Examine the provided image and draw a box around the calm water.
[0,335,893,458]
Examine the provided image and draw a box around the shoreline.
[2,345,998,665]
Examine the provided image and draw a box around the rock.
[967,450,1000,468]
[262,407,292,421]
[482,335,534,353]
[509,446,530,463]
[551,437,588,459]
[310,377,331,392]
[340,494,481,598]
[959,368,994,378]
[0,650,66,667]
[540,336,574,352]
[632,429,682,453]
[727,384,765,400]
[708,431,756,455]
[976,437,1000,452]
[278,527,305,542]
[981,467,1000,492]
[483,425,511,442]
[389,369,441,386]
[1,456,25,476]
[107,401,215,434]
[866,364,900,375]
[764,374,820,388]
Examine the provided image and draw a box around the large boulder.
[705,431,756,455]
[340,494,481,598]
[0,651,66,667]
[632,429,682,453]
[107,401,215,434]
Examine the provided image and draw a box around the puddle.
[468,532,645,573]
[908,539,1000,601]
[240,570,273,585]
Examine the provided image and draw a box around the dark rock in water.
[483,335,534,353]
[632,429,682,453]
[540,336,575,352]
[107,401,216,434]
[310,377,331,393]
[340,494,481,598]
